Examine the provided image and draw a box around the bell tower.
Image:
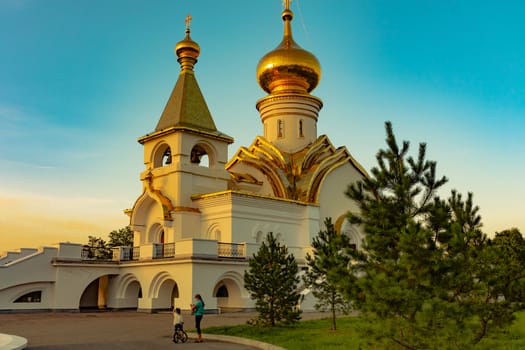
[130,15,233,245]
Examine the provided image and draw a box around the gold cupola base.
[256,92,322,153]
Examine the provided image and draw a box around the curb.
[0,334,27,350]
[187,332,286,350]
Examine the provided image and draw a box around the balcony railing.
[80,241,248,262]
[81,247,113,261]
[218,242,245,258]
[132,246,140,260]
[163,243,175,258]
[153,243,175,259]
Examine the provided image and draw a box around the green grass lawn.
[204,311,525,350]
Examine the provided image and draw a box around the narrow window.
[299,119,304,137]
[277,120,284,138]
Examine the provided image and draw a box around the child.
[173,307,184,333]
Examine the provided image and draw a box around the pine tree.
[303,217,354,331]
[244,232,301,326]
[345,122,449,348]
[344,122,523,349]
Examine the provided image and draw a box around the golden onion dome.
[175,14,200,70]
[256,7,321,94]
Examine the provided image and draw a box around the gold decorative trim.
[138,126,234,145]
[334,214,346,234]
[229,172,263,185]
[172,206,201,213]
[226,135,369,203]
[144,171,175,220]
[191,190,318,206]
[256,92,323,111]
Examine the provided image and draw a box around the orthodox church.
[0,3,366,313]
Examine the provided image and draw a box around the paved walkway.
[0,310,328,349]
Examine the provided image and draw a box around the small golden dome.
[175,14,200,71]
[256,7,321,94]
[175,30,200,59]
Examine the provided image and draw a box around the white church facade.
[0,4,366,313]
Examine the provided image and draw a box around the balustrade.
[153,243,175,259]
[218,242,245,258]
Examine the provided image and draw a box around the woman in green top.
[191,294,205,343]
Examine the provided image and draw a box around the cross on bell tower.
[185,13,192,31]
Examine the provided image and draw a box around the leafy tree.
[303,217,354,330]
[83,226,133,260]
[244,232,301,326]
[108,226,134,247]
[468,228,525,342]
[488,228,525,302]
[344,122,523,349]
[83,235,112,259]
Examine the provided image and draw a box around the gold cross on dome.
[282,0,292,10]
[185,13,192,30]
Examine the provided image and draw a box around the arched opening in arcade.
[79,275,114,310]
[122,280,142,309]
[157,279,180,310]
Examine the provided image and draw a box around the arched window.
[15,291,42,303]
[255,231,264,243]
[148,223,164,244]
[214,229,222,242]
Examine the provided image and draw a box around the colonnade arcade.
[77,270,246,312]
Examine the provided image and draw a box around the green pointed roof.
[153,18,219,133]
[139,18,233,144]
[155,69,217,132]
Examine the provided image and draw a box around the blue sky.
[1,0,524,251]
